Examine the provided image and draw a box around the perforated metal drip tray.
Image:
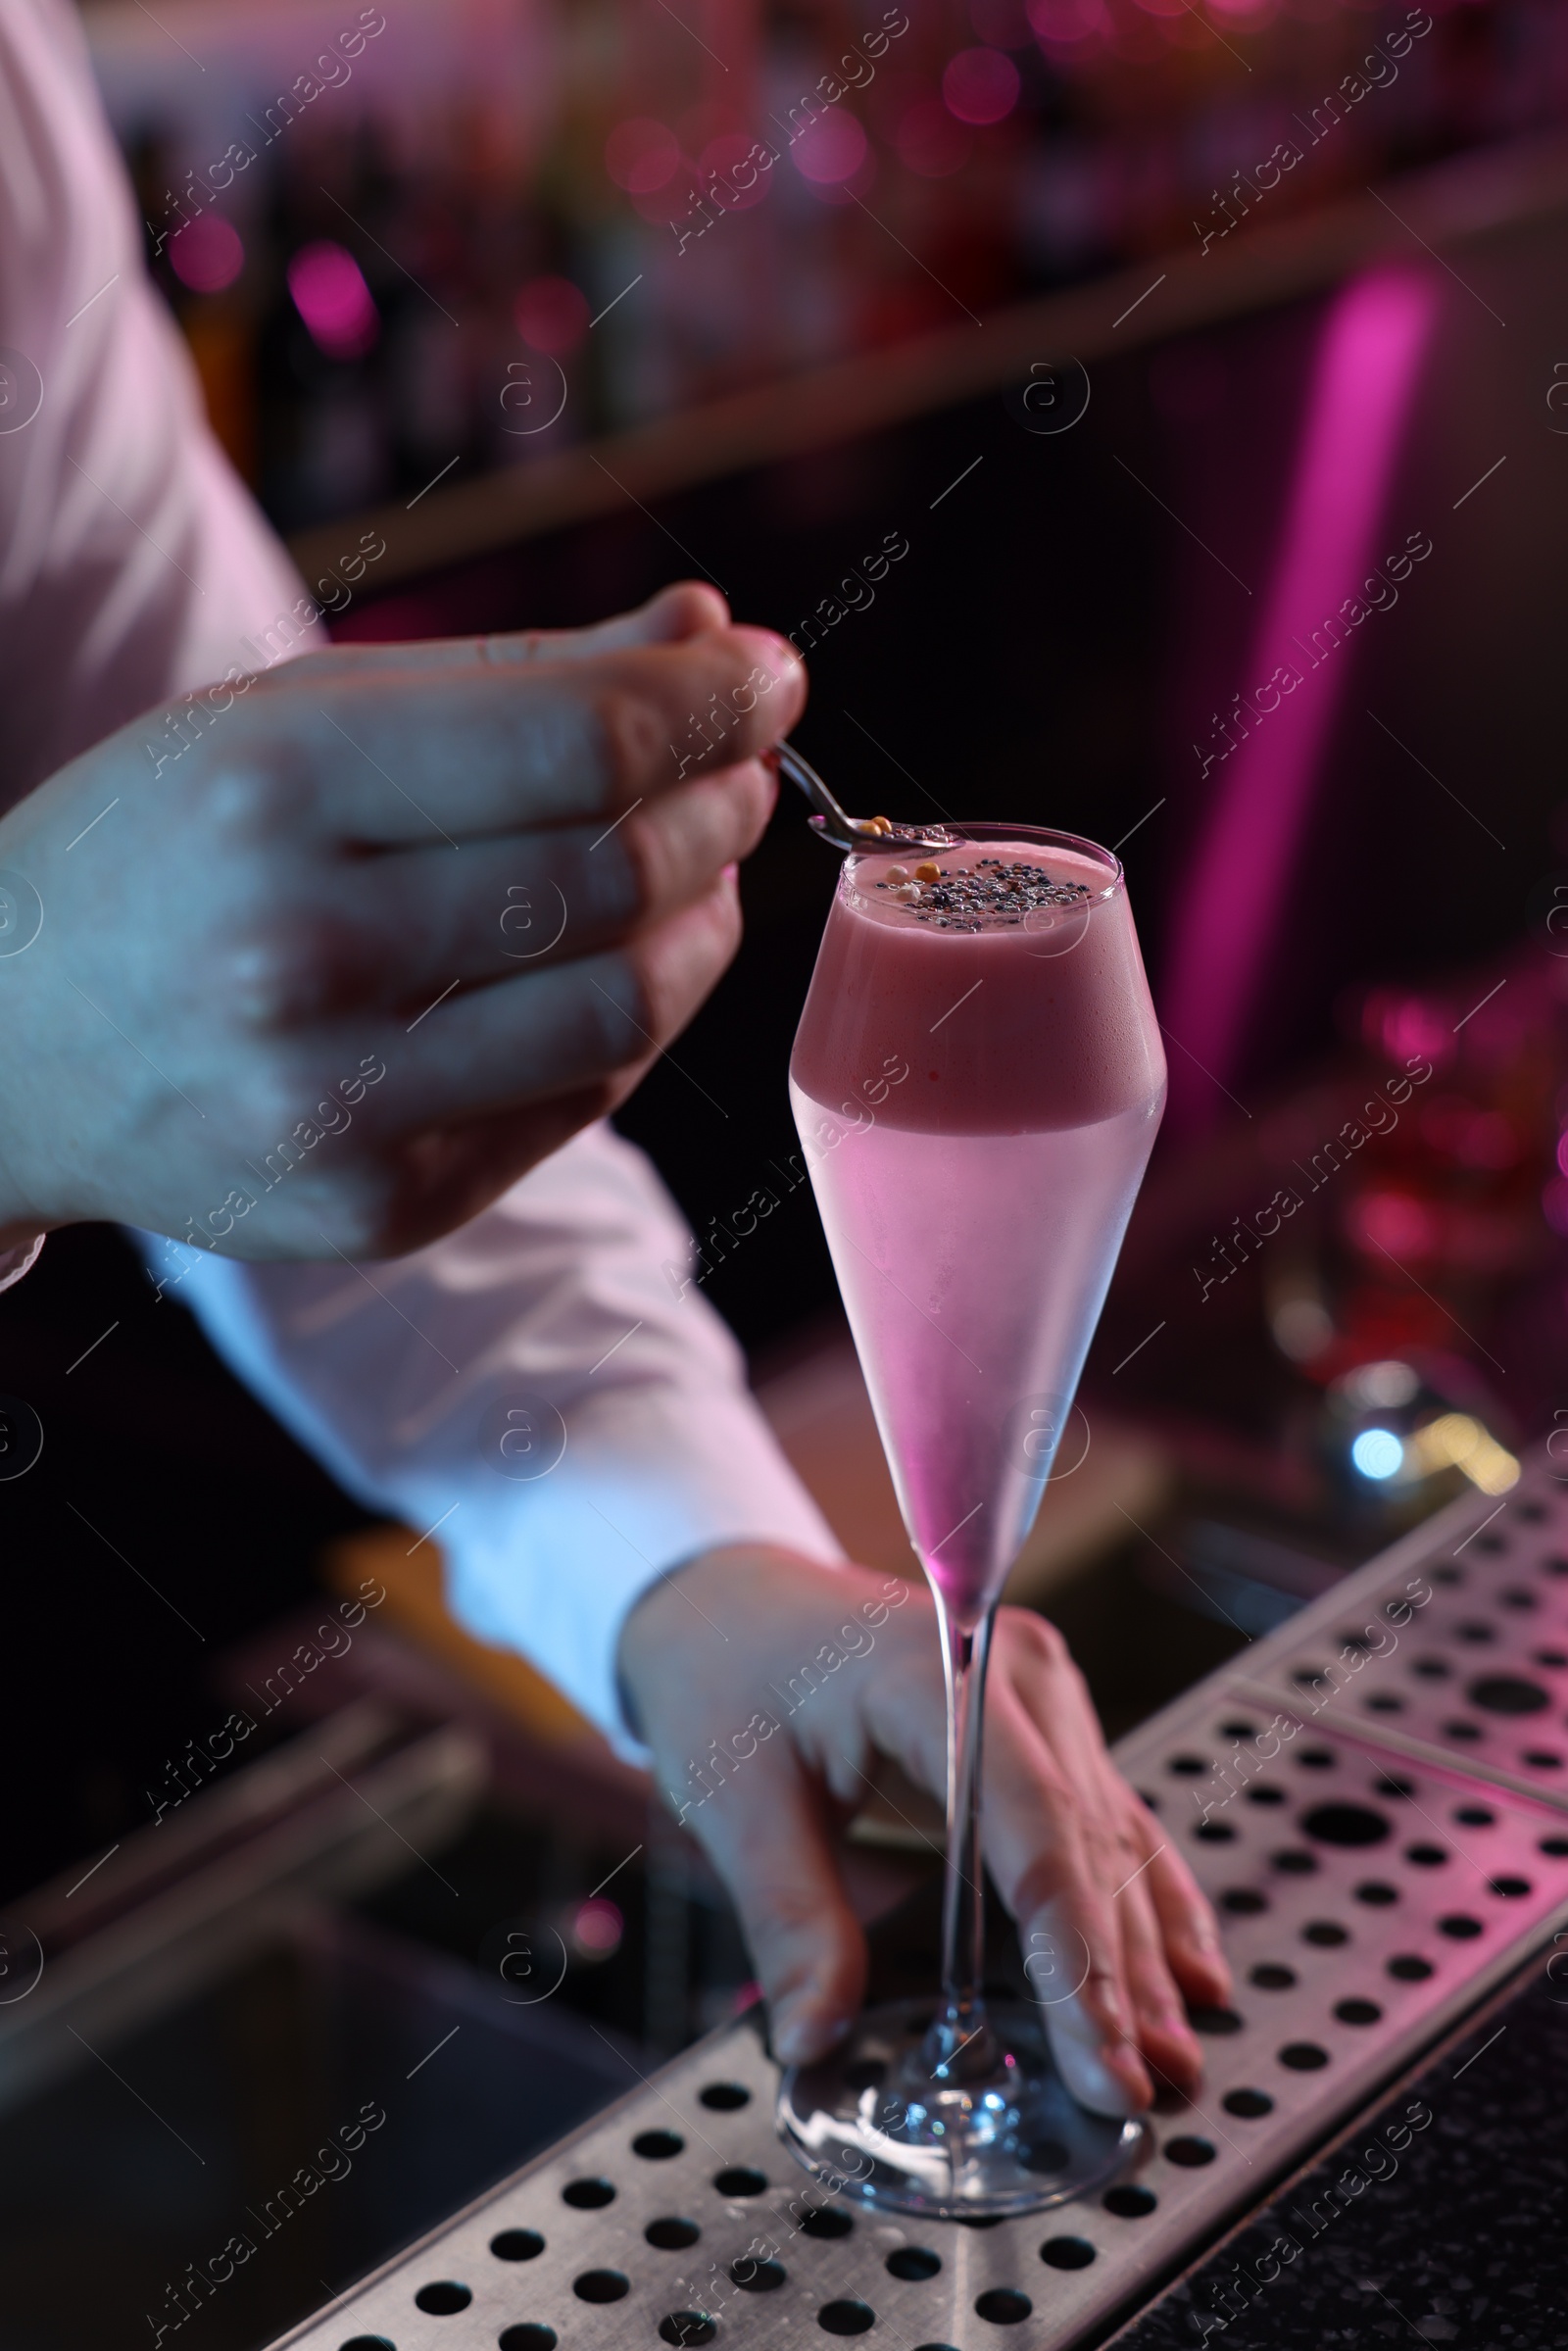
[267,1451,1568,2351]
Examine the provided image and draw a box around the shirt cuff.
[127,1220,846,1766]
[439,1382,846,1764]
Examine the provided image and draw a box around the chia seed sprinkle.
[868,855,1093,932]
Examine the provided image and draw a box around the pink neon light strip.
[1160,269,1439,1128]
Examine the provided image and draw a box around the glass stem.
[933,1601,996,2069]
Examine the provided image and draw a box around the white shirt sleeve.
[136,1126,844,1754]
[0,0,321,806]
[5,2,845,1755]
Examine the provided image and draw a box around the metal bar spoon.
[770,741,957,856]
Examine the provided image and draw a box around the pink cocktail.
[777,825,1164,2217]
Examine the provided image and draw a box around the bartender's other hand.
[618,1546,1232,2119]
[0,584,801,1256]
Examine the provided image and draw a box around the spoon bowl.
[773,742,957,857]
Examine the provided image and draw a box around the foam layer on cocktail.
[790,841,1162,1136]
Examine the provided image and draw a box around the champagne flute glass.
[777,823,1166,2218]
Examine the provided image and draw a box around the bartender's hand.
[618,1547,1232,2118]
[0,584,799,1257]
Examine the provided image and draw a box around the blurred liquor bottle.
[100,0,1568,531]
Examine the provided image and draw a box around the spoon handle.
[771,741,957,856]
[772,742,863,851]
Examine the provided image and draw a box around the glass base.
[776,1996,1143,2220]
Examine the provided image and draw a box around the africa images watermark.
[1193,11,1434,258]
[786,530,911,661]
[668,657,794,781]
[669,9,910,258]
[1191,1054,1435,1303]
[663,1576,911,1828]
[1188,2095,1435,2341]
[144,2093,389,2344]
[0,346,44,434]
[664,1053,910,1302]
[676,2150,876,2331]
[145,1577,388,1826]
[142,9,387,263]
[142,1053,390,1285]
[142,530,388,781]
[1190,1573,1436,1828]
[1193,530,1434,784]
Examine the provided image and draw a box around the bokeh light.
[1406,1413,1519,1494]
[791,109,868,186]
[1360,989,1452,1072]
[168,214,244,295]
[571,1898,623,1959]
[1351,1427,1404,1481]
[1272,1296,1333,1362]
[1027,0,1109,46]
[943,47,1022,125]
[514,275,590,354]
[286,241,378,361]
[605,117,680,193]
[1344,1359,1420,1411]
[1351,1189,1442,1259]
